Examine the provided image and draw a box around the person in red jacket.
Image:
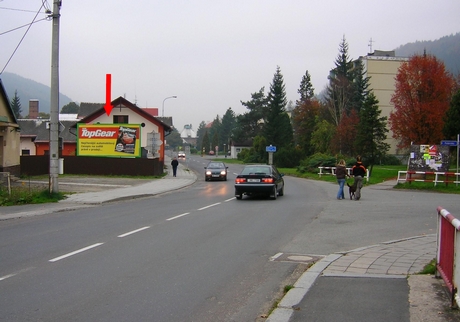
[351,155,366,200]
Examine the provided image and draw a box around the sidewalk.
[0,159,196,221]
[267,179,459,322]
[267,234,453,322]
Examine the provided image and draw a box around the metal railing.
[318,166,369,182]
[397,171,460,186]
[436,207,460,307]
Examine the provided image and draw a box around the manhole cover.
[270,253,324,264]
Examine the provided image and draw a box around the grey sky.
[1,0,459,131]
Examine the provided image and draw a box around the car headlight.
[220,170,226,175]
[206,170,212,175]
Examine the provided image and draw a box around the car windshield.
[241,166,270,175]
[207,163,224,168]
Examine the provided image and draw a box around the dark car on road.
[204,162,228,181]
[234,164,284,200]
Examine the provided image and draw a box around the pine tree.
[201,130,210,154]
[292,70,319,156]
[220,108,236,150]
[10,90,22,119]
[297,70,315,103]
[325,36,362,125]
[355,92,390,175]
[233,88,267,142]
[196,121,207,151]
[264,66,293,149]
[351,59,371,113]
[443,89,460,140]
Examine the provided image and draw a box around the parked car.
[204,162,228,181]
[208,150,215,155]
[177,151,186,159]
[234,164,284,200]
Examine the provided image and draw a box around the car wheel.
[223,176,227,181]
[278,185,284,196]
[270,186,277,200]
[235,189,242,200]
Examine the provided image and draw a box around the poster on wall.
[77,124,141,158]
[408,144,450,172]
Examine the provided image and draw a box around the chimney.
[29,100,39,119]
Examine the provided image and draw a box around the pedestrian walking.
[335,159,348,200]
[351,155,366,200]
[171,157,179,177]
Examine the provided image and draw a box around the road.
[0,155,452,321]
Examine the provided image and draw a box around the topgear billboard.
[76,124,141,158]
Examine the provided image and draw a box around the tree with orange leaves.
[389,54,455,149]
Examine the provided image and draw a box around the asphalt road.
[1,158,324,321]
[1,155,457,321]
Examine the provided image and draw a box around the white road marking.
[224,197,235,202]
[198,203,221,210]
[167,212,190,221]
[118,226,150,238]
[270,252,283,261]
[49,243,104,262]
[0,273,16,281]
[0,267,35,282]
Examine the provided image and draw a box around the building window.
[114,115,129,124]
[21,149,30,155]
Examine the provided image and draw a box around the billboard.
[77,124,141,158]
[408,144,450,172]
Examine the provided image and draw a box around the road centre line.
[118,226,150,238]
[166,212,190,221]
[270,253,283,261]
[49,243,104,262]
[0,273,16,281]
[198,203,221,210]
[224,197,235,202]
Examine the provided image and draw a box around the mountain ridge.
[0,72,72,115]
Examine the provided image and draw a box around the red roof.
[142,108,159,117]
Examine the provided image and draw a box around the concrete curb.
[266,254,342,322]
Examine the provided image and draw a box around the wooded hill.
[395,32,460,75]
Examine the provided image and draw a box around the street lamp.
[162,96,177,117]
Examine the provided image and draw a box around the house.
[0,79,20,176]
[180,124,197,146]
[18,118,79,156]
[76,96,172,162]
[359,50,409,155]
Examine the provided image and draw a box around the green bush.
[379,154,402,165]
[299,153,337,172]
[274,146,304,168]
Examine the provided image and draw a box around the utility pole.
[49,1,61,193]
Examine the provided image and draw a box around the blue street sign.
[441,140,458,146]
[266,145,276,152]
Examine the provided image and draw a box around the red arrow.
[104,74,113,115]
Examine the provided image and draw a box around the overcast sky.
[1,0,459,131]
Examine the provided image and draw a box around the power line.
[0,2,48,75]
[0,18,48,36]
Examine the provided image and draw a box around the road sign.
[441,140,458,146]
[266,145,276,152]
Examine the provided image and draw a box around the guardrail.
[318,166,369,182]
[397,171,460,186]
[436,207,460,307]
